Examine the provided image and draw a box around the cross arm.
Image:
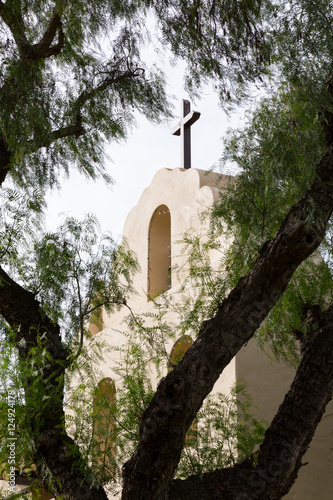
[171,110,201,135]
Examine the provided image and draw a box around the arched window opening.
[147,204,171,299]
[169,336,197,446]
[88,306,104,336]
[169,335,193,368]
[92,377,116,480]
[88,281,105,336]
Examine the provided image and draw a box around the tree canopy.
[0,1,333,499]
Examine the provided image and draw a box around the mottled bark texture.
[168,307,333,500]
[0,136,10,185]
[121,147,333,499]
[0,2,333,497]
[0,266,108,500]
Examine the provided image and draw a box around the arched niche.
[147,204,171,299]
[169,336,196,445]
[88,282,105,336]
[88,306,104,336]
[92,377,116,479]
[169,335,193,367]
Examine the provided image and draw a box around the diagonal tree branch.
[0,264,109,499]
[167,308,333,500]
[0,66,144,187]
[0,0,65,61]
[73,67,145,113]
[32,10,64,59]
[28,120,86,153]
[27,68,144,153]
[121,140,333,498]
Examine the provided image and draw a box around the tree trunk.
[167,308,333,499]
[0,266,109,500]
[121,147,333,499]
[0,136,10,185]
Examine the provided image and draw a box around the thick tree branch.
[167,308,333,499]
[28,120,86,153]
[27,69,143,153]
[32,11,64,59]
[0,265,66,358]
[37,430,109,500]
[0,265,109,499]
[121,144,333,498]
[0,1,65,61]
[256,309,333,498]
[0,136,11,185]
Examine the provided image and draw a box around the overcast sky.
[45,61,244,241]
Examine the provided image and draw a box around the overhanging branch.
[121,143,333,498]
[28,68,143,152]
[32,11,64,59]
[0,265,67,360]
[0,1,65,61]
[167,311,333,499]
[73,67,144,113]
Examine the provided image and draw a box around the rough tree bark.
[0,267,109,500]
[1,141,332,500]
[0,3,332,499]
[121,146,333,498]
[167,306,333,499]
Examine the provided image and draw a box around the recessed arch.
[169,336,196,445]
[92,377,116,479]
[88,306,104,336]
[169,335,193,367]
[147,204,171,299]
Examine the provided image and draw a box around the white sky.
[45,62,244,241]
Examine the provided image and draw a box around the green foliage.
[176,383,266,478]
[0,187,44,270]
[4,0,332,191]
[67,325,266,491]
[211,85,333,364]
[1,1,333,496]
[65,337,120,494]
[152,0,273,107]
[0,208,139,492]
[215,86,324,260]
[0,330,119,496]
[64,329,157,495]
[107,258,266,480]
[0,342,38,489]
[272,0,333,108]
[61,232,267,489]
[0,0,172,189]
[137,229,230,353]
[257,255,333,365]
[111,337,156,467]
[8,214,139,344]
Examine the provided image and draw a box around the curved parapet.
[120,168,232,309]
[124,168,229,235]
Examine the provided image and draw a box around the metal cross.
[171,99,200,169]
